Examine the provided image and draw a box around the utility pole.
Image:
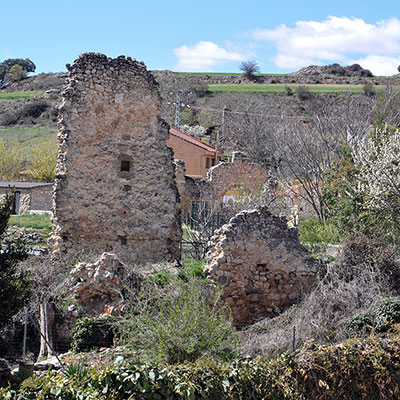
[175,90,182,129]
[216,106,229,163]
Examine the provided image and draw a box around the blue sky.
[1,0,399,75]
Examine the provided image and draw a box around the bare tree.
[239,61,260,79]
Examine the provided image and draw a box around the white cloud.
[253,16,400,75]
[174,41,245,71]
[350,55,400,76]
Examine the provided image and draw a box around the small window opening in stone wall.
[206,157,211,169]
[121,160,130,172]
[211,157,216,167]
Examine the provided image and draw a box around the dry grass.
[240,235,400,357]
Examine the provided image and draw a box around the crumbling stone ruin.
[70,252,138,316]
[51,53,181,263]
[205,207,317,326]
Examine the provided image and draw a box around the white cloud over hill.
[253,16,400,75]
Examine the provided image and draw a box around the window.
[206,157,210,169]
[121,160,130,172]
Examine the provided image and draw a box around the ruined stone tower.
[51,53,181,263]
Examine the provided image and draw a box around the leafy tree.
[0,58,35,84]
[0,191,31,329]
[321,145,365,236]
[351,126,400,241]
[0,140,23,180]
[25,143,57,182]
[3,64,27,83]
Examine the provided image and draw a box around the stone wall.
[177,158,269,218]
[207,158,269,204]
[30,186,53,212]
[205,207,317,326]
[0,184,53,215]
[51,53,181,263]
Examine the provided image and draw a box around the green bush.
[116,277,238,363]
[347,297,400,335]
[375,297,400,332]
[4,332,400,399]
[297,217,342,251]
[71,316,115,352]
[348,312,375,335]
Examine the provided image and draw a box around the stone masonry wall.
[51,53,181,263]
[207,159,269,204]
[30,185,53,212]
[205,207,317,326]
[177,158,269,218]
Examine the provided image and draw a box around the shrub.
[347,297,400,335]
[339,234,400,293]
[0,111,18,126]
[363,83,375,97]
[285,85,293,96]
[348,312,375,335]
[116,277,238,363]
[71,316,115,352]
[297,217,342,251]
[21,99,48,119]
[375,297,400,332]
[296,85,312,100]
[5,333,400,399]
[240,258,384,356]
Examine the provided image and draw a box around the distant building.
[0,181,53,215]
[167,126,222,177]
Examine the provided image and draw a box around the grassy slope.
[0,127,57,159]
[0,91,44,99]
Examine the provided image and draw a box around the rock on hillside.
[293,63,373,78]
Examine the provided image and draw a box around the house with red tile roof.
[167,126,222,177]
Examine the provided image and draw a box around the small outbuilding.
[0,181,53,215]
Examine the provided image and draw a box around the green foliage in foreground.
[9,214,51,235]
[115,277,236,364]
[350,298,400,335]
[0,91,43,99]
[3,331,400,399]
[208,83,385,94]
[72,316,116,353]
